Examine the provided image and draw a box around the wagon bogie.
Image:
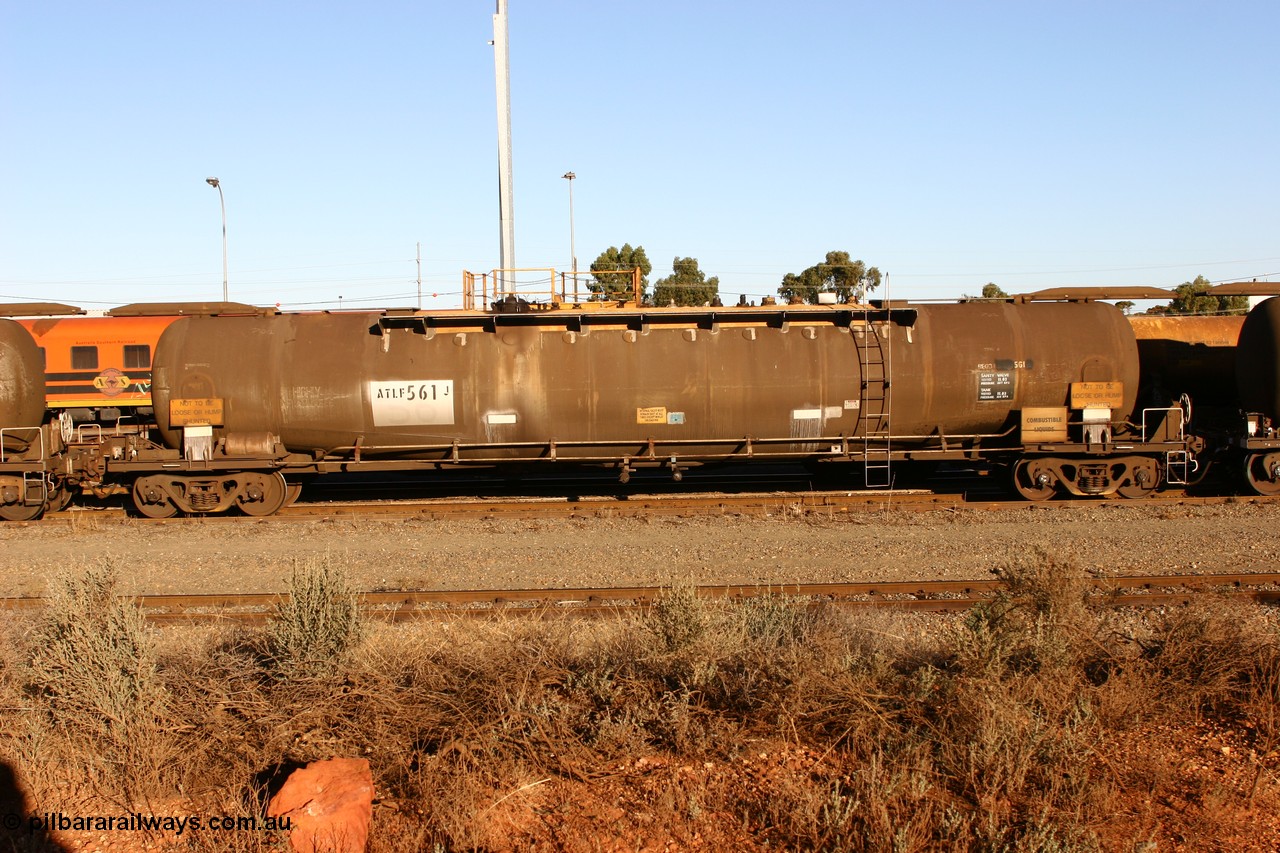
[130,470,291,518]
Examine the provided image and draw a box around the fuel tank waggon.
[149,300,1137,466]
[1237,297,1280,422]
[0,317,49,521]
[1128,313,1244,409]
[0,318,46,450]
[1231,297,1280,495]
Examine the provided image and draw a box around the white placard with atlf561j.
[368,380,455,426]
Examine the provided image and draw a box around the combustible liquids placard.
[369,380,454,426]
[170,398,224,426]
[1021,407,1069,443]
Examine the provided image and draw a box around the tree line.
[1141,276,1249,315]
[587,246,881,307]
[586,244,1247,315]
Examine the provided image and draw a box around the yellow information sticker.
[170,398,225,426]
[636,406,667,425]
[1070,382,1124,409]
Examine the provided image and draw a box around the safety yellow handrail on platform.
[462,268,642,310]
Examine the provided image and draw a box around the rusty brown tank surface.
[1128,313,1244,408]
[1237,297,1280,420]
[150,301,1137,461]
[0,318,46,450]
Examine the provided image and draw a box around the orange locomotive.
[4,302,256,424]
[19,313,176,423]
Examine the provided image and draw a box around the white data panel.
[368,380,455,426]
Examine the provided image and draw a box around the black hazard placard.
[977,370,1016,402]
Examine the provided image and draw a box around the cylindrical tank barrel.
[1237,297,1280,420]
[0,318,47,450]
[889,301,1137,435]
[1128,314,1243,408]
[151,301,1137,458]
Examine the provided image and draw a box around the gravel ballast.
[1,500,1276,597]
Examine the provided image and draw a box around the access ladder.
[855,312,892,488]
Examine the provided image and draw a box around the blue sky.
[2,1,1276,311]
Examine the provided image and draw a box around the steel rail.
[27,487,1276,526]
[3,573,1277,625]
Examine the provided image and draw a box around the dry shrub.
[20,565,171,797]
[1088,658,1162,732]
[0,608,29,705]
[638,590,842,753]
[875,551,1116,849]
[952,548,1096,678]
[267,558,362,677]
[648,582,708,652]
[1242,641,1280,753]
[373,617,631,848]
[760,747,942,853]
[1139,596,1278,717]
[735,591,814,650]
[27,565,164,737]
[995,547,1093,623]
[928,676,1102,843]
[149,625,273,795]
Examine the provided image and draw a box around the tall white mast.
[493,0,515,294]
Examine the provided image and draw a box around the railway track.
[25,486,1276,525]
[4,573,1278,625]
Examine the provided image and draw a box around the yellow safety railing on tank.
[462,267,642,310]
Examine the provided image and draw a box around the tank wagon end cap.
[0,302,87,317]
[1211,281,1280,296]
[1017,287,1175,303]
[110,302,275,317]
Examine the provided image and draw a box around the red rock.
[267,758,374,853]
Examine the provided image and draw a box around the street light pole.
[562,172,576,297]
[205,177,227,302]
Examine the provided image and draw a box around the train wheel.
[1243,452,1280,496]
[1117,458,1162,499]
[45,486,74,513]
[0,501,44,521]
[1012,460,1057,501]
[283,480,303,507]
[133,476,179,519]
[238,472,289,517]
